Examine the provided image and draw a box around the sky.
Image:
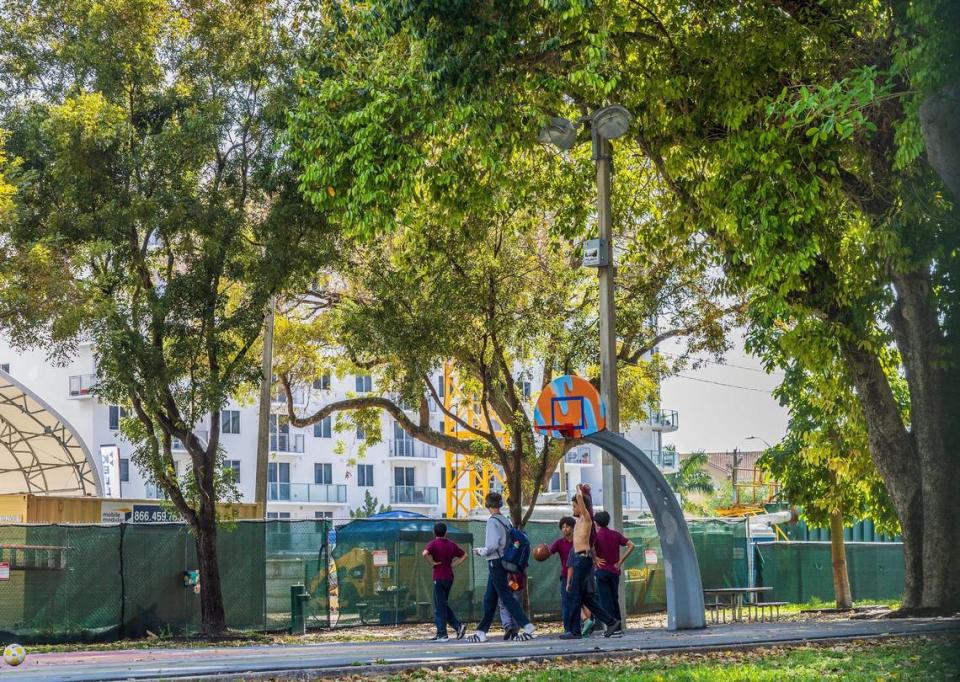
[658,331,788,455]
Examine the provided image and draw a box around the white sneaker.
[522,623,536,636]
[466,630,488,643]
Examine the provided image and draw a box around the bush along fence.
[0,517,905,643]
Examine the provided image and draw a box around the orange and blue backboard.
[533,375,606,439]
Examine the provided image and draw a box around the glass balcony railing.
[268,482,346,503]
[646,409,679,431]
[270,433,305,453]
[641,448,677,469]
[388,439,438,459]
[271,386,308,405]
[390,486,438,505]
[68,374,97,398]
[172,430,208,451]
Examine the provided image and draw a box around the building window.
[315,462,333,485]
[109,405,129,431]
[224,460,241,482]
[313,373,331,390]
[0,363,9,373]
[268,462,290,500]
[520,380,532,400]
[267,512,291,519]
[356,426,365,440]
[355,374,372,393]
[221,409,240,434]
[314,416,332,438]
[119,458,129,483]
[621,474,627,494]
[357,464,374,487]
[394,466,415,487]
[315,511,333,519]
[440,466,445,489]
[550,472,561,492]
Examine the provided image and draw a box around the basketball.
[533,543,551,562]
[3,643,26,666]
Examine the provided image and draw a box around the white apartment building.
[0,339,678,520]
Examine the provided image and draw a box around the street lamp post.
[540,104,632,622]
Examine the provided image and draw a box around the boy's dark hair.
[594,510,611,528]
[485,492,503,509]
[434,522,447,537]
[559,516,575,530]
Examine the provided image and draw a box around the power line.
[659,352,784,376]
[673,374,776,394]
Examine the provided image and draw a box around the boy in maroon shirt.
[593,510,635,632]
[548,516,575,634]
[423,522,467,641]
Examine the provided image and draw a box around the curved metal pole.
[585,429,706,630]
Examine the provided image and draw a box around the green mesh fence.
[0,520,329,643]
[755,541,904,603]
[0,517,907,642]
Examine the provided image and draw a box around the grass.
[388,636,960,681]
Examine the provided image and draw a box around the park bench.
[750,601,788,622]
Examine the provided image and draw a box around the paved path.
[4,618,958,681]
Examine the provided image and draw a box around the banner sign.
[99,445,121,499]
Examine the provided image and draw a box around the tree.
[761,352,899,610]
[288,0,959,612]
[272,145,735,527]
[666,452,715,515]
[350,490,391,519]
[0,0,331,635]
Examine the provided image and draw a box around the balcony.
[270,433,305,454]
[564,449,593,466]
[172,430,209,452]
[388,439,438,459]
[390,486,438,506]
[642,448,677,469]
[68,374,97,398]
[646,408,679,432]
[268,482,346,504]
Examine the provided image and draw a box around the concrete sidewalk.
[5,617,958,681]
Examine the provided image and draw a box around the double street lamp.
[539,105,632,607]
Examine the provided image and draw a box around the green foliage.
[0,0,333,524]
[350,490,391,519]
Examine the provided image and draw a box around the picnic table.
[703,586,774,623]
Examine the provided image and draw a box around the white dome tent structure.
[0,369,101,496]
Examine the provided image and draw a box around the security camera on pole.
[539,104,632,625]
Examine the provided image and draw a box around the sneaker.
[456,623,467,640]
[466,631,488,643]
[502,627,518,641]
[522,623,536,636]
[429,634,449,642]
[511,631,534,641]
[558,632,582,640]
[603,619,622,638]
[581,617,595,637]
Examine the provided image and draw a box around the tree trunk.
[887,270,960,611]
[843,342,923,608]
[829,511,852,610]
[195,501,227,637]
[919,82,960,202]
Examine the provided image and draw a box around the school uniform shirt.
[425,537,466,581]
[594,526,629,575]
[548,536,573,578]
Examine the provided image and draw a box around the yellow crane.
[441,362,508,518]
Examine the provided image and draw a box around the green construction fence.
[755,541,905,603]
[0,520,330,643]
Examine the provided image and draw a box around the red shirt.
[548,536,573,578]
[424,537,465,581]
[594,527,629,575]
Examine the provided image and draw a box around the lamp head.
[537,116,578,150]
[592,105,632,140]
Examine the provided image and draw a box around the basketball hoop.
[535,423,578,439]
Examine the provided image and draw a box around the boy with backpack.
[467,492,535,642]
[422,522,468,641]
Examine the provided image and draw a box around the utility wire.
[673,374,777,394]
[659,352,784,376]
